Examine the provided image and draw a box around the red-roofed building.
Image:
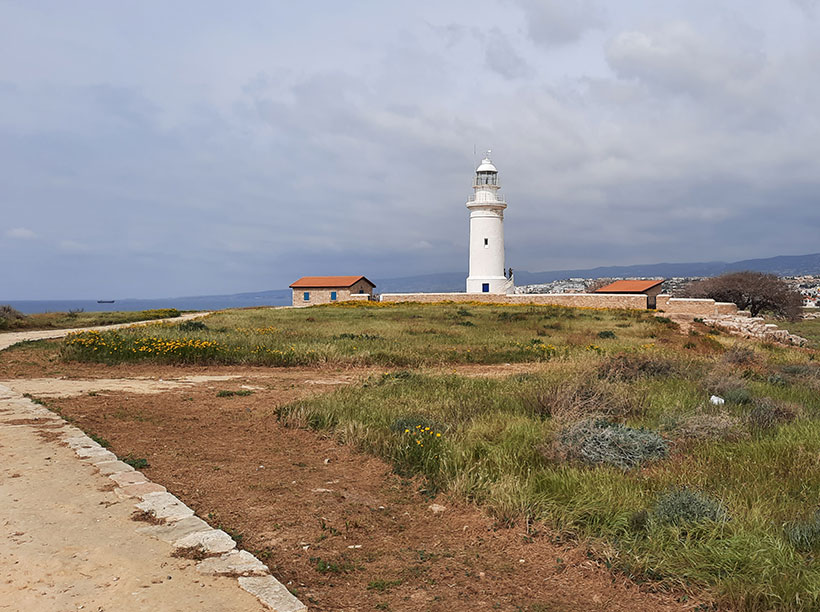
[289,276,376,307]
[594,279,665,309]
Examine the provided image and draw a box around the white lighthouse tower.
[466,152,510,294]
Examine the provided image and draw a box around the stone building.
[289,276,375,307]
[594,279,665,309]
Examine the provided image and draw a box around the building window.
[484,238,489,248]
[303,292,310,301]
[482,283,490,293]
[330,291,337,301]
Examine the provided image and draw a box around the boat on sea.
[97,300,115,304]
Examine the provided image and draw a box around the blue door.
[482,283,490,293]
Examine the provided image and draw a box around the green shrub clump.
[652,487,728,526]
[556,418,667,469]
[597,330,616,339]
[786,512,820,551]
[0,304,25,329]
[177,320,208,332]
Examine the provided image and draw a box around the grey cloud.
[515,0,605,48]
[482,28,533,80]
[605,22,765,97]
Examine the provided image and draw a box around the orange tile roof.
[594,279,664,293]
[289,275,375,288]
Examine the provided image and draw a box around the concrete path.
[0,318,307,612]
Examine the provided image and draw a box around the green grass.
[58,302,668,366]
[0,308,182,332]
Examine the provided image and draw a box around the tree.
[683,271,803,320]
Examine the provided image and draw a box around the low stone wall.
[655,296,738,317]
[379,292,649,309]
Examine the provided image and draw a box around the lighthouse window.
[482,283,490,293]
[484,238,489,248]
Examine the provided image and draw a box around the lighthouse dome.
[476,157,497,173]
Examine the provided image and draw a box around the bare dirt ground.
[0,342,696,612]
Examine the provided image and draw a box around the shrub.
[597,330,616,339]
[786,512,820,551]
[177,320,208,332]
[722,347,756,365]
[723,387,753,405]
[598,354,675,381]
[668,410,742,442]
[748,398,798,431]
[554,418,667,469]
[652,487,728,526]
[0,304,25,329]
[523,377,641,422]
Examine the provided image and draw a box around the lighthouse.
[466,152,510,294]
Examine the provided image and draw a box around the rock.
[429,504,447,514]
[238,576,307,612]
[196,550,268,576]
[710,395,725,406]
[174,528,236,554]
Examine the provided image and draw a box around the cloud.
[483,29,533,80]
[5,227,37,239]
[515,0,606,48]
[605,21,765,97]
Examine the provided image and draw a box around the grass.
[58,302,667,366]
[53,300,820,608]
[0,308,182,332]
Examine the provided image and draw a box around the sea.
[5,290,291,314]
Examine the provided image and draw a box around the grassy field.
[776,313,820,349]
[0,307,182,332]
[58,302,820,610]
[59,302,666,366]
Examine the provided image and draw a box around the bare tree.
[683,271,803,319]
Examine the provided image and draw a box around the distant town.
[517,275,820,308]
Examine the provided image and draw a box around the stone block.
[136,516,211,543]
[110,470,148,486]
[174,528,236,554]
[116,482,167,498]
[135,492,195,522]
[238,576,307,612]
[95,460,134,475]
[196,550,268,576]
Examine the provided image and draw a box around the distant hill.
[373,253,820,293]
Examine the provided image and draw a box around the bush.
[722,347,756,365]
[667,410,742,442]
[597,330,616,339]
[554,418,667,469]
[748,398,798,430]
[723,387,753,405]
[786,512,820,551]
[598,354,675,381]
[523,377,641,422]
[0,304,25,329]
[652,487,728,526]
[177,320,208,332]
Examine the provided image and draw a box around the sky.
[2,0,820,299]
